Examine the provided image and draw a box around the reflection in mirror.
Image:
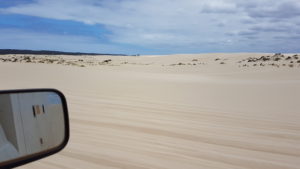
[0,91,65,163]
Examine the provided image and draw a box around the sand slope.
[0,53,299,169]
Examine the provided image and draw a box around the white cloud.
[1,0,300,53]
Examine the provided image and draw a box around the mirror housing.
[0,89,69,168]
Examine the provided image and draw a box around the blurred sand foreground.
[0,53,299,169]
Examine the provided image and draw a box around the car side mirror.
[0,89,69,168]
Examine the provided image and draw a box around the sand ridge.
[0,53,300,68]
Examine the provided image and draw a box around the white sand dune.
[0,53,299,169]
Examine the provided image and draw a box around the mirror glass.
[0,91,66,164]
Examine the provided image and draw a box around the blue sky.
[0,0,300,55]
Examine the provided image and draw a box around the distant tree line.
[0,49,127,56]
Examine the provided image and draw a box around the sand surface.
[0,53,299,169]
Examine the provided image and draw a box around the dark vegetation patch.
[238,53,299,68]
[0,55,115,67]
